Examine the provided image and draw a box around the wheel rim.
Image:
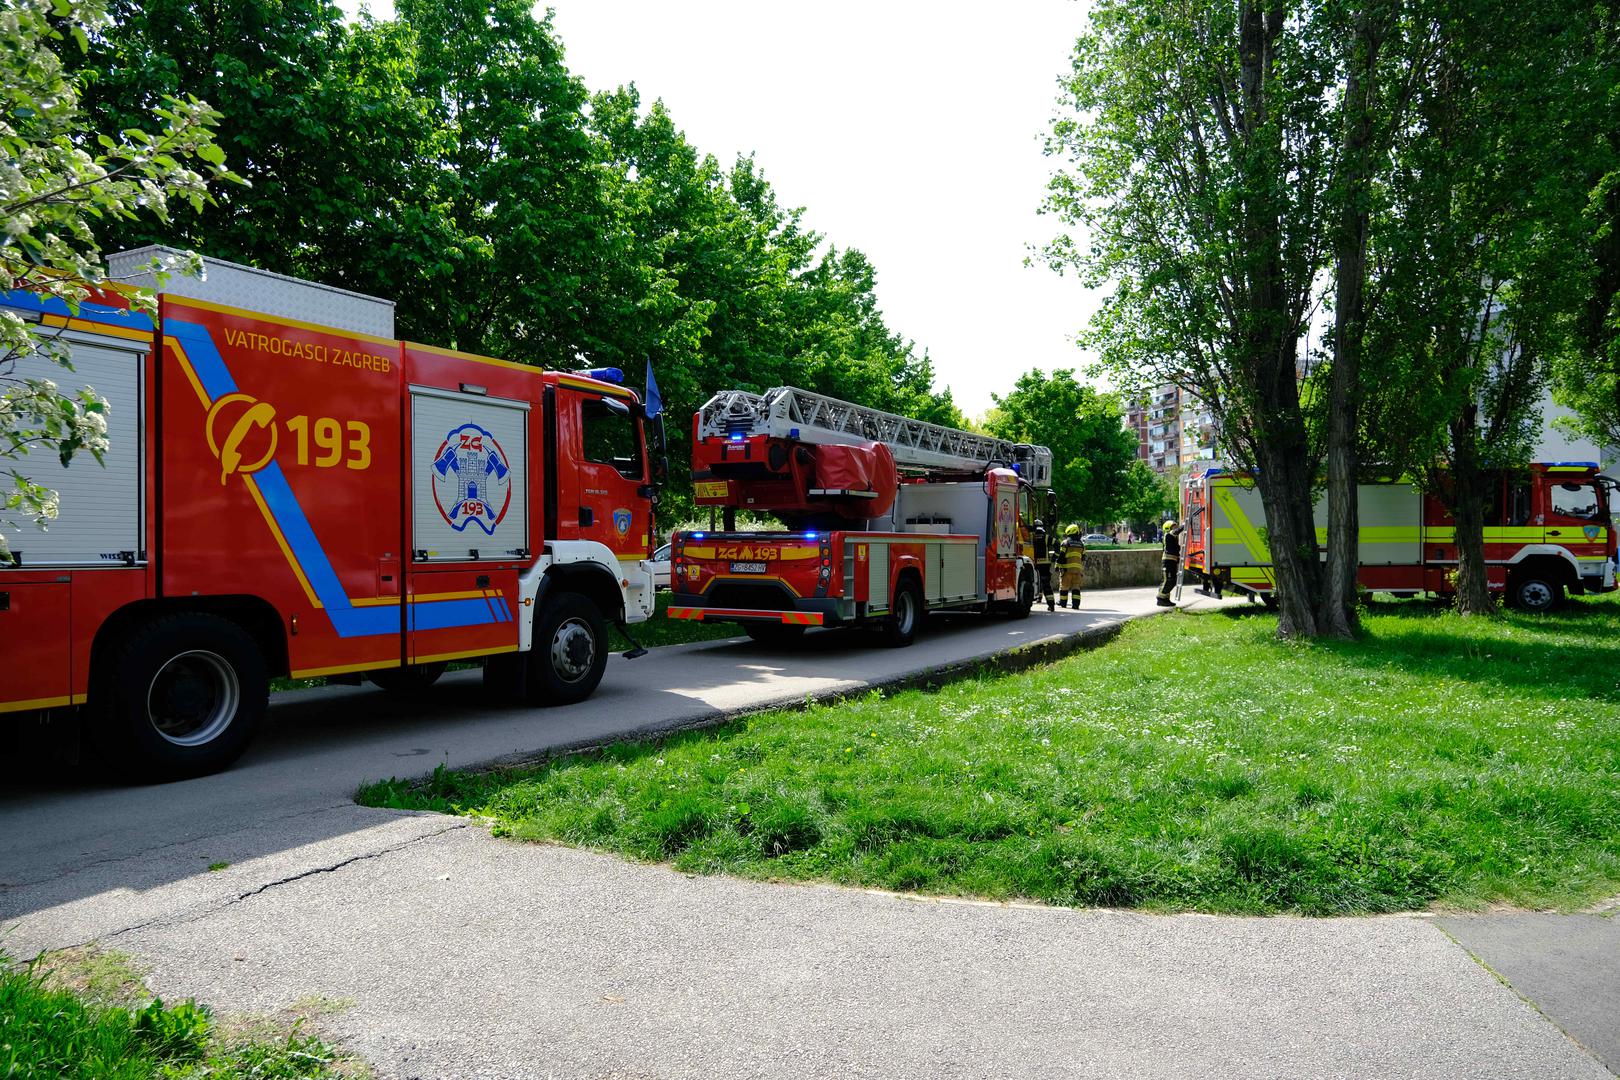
[550,617,597,682]
[147,650,239,747]
[1519,580,1553,609]
[896,590,916,634]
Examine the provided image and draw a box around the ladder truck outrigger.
[668,387,1054,645]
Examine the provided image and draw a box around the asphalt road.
[1,587,1612,1079]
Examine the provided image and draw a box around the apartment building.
[1125,383,1218,474]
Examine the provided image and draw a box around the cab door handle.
[579,508,594,527]
[1548,529,1563,536]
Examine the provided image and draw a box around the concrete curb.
[419,611,1155,781]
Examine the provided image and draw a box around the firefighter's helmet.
[1163,518,1178,530]
[1065,524,1080,536]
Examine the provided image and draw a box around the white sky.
[340,1,1103,418]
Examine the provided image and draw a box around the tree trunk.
[1251,383,1324,638]
[1233,1,1324,638]
[1319,8,1388,640]
[1448,415,1494,615]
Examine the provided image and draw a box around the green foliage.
[1550,4,1620,450]
[1114,459,1177,529]
[361,594,1620,915]
[0,0,237,562]
[986,369,1135,524]
[0,950,352,1079]
[1041,0,1338,636]
[1354,0,1605,612]
[1041,1,1331,474]
[77,2,959,525]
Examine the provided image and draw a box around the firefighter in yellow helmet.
[1058,524,1086,608]
[1156,517,1184,607]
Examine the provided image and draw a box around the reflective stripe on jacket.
[1060,538,1085,569]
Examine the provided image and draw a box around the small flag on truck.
[645,360,663,419]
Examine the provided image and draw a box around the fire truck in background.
[0,249,660,779]
[1181,463,1617,610]
[667,387,1053,643]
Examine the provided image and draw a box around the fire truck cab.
[0,251,658,779]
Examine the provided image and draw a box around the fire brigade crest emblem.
[613,508,632,537]
[431,422,513,535]
[1586,525,1602,541]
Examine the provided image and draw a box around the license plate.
[730,561,768,574]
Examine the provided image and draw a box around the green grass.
[358,593,1620,916]
[0,947,363,1079]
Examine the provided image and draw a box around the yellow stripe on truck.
[1212,485,1276,586]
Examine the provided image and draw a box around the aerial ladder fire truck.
[0,249,660,779]
[667,387,1053,644]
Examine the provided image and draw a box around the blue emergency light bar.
[581,367,624,384]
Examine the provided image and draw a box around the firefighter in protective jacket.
[1059,524,1085,608]
[1032,522,1055,611]
[1156,518,1184,607]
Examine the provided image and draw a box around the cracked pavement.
[2,588,1614,1078]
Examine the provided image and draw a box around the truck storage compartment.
[1,329,145,567]
[410,387,530,562]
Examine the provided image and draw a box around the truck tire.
[526,592,608,705]
[743,623,807,645]
[89,612,267,782]
[1012,571,1035,619]
[368,662,449,695]
[880,578,923,648]
[1508,569,1564,612]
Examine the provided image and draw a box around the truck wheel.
[90,612,267,782]
[368,662,449,695]
[1012,571,1035,619]
[744,623,807,645]
[527,592,608,704]
[1508,570,1563,612]
[880,578,923,648]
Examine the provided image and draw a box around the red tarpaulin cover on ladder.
[815,442,898,517]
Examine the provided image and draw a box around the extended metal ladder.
[697,386,1053,488]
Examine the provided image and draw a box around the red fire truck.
[667,387,1053,643]
[0,249,660,779]
[1181,463,1617,610]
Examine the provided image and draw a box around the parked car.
[1082,533,1115,546]
[650,542,672,590]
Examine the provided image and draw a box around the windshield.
[1550,481,1601,521]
